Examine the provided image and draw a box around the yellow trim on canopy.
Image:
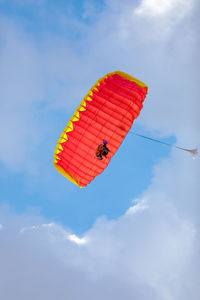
[54,164,83,187]
[54,71,148,186]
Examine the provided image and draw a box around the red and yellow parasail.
[54,71,148,187]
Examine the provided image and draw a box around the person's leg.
[98,153,103,160]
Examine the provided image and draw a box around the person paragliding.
[54,70,197,188]
[96,140,110,160]
[54,71,148,187]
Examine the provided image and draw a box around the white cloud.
[19,223,55,234]
[0,167,199,300]
[126,199,148,215]
[135,0,173,16]
[68,234,88,245]
[1,149,200,299]
[19,223,88,246]
[134,0,194,18]
[132,0,198,39]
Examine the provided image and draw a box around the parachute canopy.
[54,71,148,187]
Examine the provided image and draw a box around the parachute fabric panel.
[54,71,148,187]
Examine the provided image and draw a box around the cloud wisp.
[134,0,195,18]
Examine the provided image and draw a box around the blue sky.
[0,1,199,299]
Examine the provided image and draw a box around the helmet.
[103,139,108,145]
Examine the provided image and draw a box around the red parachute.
[54,71,148,187]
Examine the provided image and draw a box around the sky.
[0,0,199,299]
